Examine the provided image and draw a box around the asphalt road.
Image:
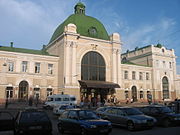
[0,109,180,135]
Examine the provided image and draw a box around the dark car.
[100,107,156,131]
[138,105,180,127]
[0,111,14,132]
[168,101,180,113]
[14,108,52,135]
[57,109,112,135]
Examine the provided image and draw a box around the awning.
[78,80,120,89]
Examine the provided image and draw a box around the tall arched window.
[81,51,105,81]
[162,76,169,99]
[19,80,28,99]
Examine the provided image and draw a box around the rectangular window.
[139,72,143,80]
[140,91,143,99]
[124,71,128,79]
[47,88,53,97]
[169,62,172,68]
[8,62,14,72]
[34,88,40,98]
[146,73,149,80]
[48,64,53,74]
[6,87,13,98]
[132,71,136,80]
[35,62,40,73]
[125,91,129,99]
[22,61,28,72]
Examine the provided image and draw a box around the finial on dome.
[74,2,85,15]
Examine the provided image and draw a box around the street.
[0,109,180,135]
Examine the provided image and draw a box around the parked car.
[137,105,180,127]
[53,104,75,116]
[99,106,156,131]
[43,94,77,109]
[14,108,52,135]
[168,101,180,113]
[96,106,113,116]
[57,109,112,135]
[0,111,14,132]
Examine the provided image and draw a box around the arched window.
[19,80,29,99]
[162,76,169,99]
[81,51,105,81]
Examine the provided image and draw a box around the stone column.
[65,41,71,85]
[117,49,121,84]
[112,49,117,83]
[72,42,77,84]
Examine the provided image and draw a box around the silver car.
[100,106,157,131]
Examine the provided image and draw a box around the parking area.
[0,102,180,135]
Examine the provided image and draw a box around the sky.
[0,0,180,74]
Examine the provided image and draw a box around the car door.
[66,111,80,132]
[116,109,127,126]
[105,108,118,124]
[0,112,14,131]
[149,107,162,122]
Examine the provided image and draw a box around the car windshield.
[70,97,76,101]
[20,112,49,123]
[79,110,99,120]
[60,105,68,109]
[122,108,143,115]
[158,107,173,113]
[47,98,53,101]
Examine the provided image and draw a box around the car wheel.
[58,123,64,134]
[81,128,87,135]
[13,129,19,135]
[163,118,171,127]
[127,121,135,131]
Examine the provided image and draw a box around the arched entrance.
[79,51,120,104]
[19,81,29,100]
[131,86,137,102]
[162,76,169,99]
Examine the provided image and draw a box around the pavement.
[0,100,165,111]
[0,101,43,111]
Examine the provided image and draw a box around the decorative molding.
[112,48,117,54]
[91,44,98,50]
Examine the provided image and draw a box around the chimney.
[10,42,13,48]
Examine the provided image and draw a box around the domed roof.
[49,2,109,44]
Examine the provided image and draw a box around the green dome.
[49,3,109,44]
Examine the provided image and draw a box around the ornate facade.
[0,2,179,103]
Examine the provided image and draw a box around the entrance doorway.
[19,81,28,100]
[131,86,137,102]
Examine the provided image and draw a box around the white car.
[53,105,75,116]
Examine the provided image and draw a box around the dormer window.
[162,49,165,53]
[88,27,97,37]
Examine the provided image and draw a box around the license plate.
[29,126,42,130]
[100,129,108,133]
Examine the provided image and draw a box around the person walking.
[5,98,8,109]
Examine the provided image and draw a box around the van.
[43,94,77,109]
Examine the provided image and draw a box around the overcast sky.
[0,0,180,74]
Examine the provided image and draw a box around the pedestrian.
[80,100,84,108]
[28,96,33,106]
[130,98,133,103]
[5,98,8,109]
[126,98,129,104]
[35,95,39,107]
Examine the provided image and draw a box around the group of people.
[80,96,119,108]
[28,96,39,107]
